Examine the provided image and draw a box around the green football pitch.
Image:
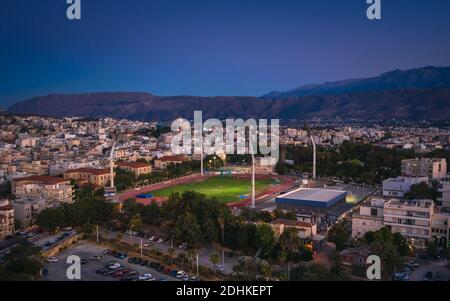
[148,176,276,203]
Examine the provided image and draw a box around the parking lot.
[43,242,184,281]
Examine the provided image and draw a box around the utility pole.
[96,225,99,244]
[196,253,199,278]
[222,249,225,267]
[140,238,143,259]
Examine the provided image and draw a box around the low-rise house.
[382,176,429,198]
[63,168,111,187]
[351,197,384,240]
[154,155,189,169]
[116,161,152,176]
[340,246,371,267]
[270,218,317,239]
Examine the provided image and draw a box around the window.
[371,208,378,216]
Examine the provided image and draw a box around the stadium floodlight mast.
[305,123,316,181]
[249,139,256,209]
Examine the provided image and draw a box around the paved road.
[410,259,450,281]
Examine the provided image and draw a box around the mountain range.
[8,66,450,121]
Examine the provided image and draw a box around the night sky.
[1,0,450,107]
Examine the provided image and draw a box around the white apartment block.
[13,198,46,228]
[384,199,433,248]
[351,197,384,239]
[382,176,429,198]
[401,158,447,180]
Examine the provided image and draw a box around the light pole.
[196,253,199,278]
[249,141,256,209]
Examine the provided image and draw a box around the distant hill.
[262,66,450,99]
[7,66,450,121]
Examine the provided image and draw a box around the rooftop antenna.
[305,122,316,181]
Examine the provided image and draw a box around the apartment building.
[13,198,46,228]
[63,168,111,187]
[116,161,152,177]
[431,210,450,249]
[351,197,384,239]
[11,175,74,204]
[437,176,450,209]
[0,199,14,239]
[382,176,429,198]
[383,199,433,248]
[401,158,447,180]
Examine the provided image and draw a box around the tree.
[258,259,272,281]
[255,224,276,258]
[129,213,143,230]
[175,212,201,245]
[328,223,350,251]
[36,208,65,234]
[0,240,42,281]
[404,182,437,201]
[290,262,331,281]
[232,256,259,281]
[278,228,301,262]
[210,253,220,272]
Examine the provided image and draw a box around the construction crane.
[104,142,117,200]
[304,122,316,181]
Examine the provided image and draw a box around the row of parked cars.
[127,256,199,281]
[95,261,156,281]
[42,230,77,249]
[392,260,420,281]
[120,230,189,250]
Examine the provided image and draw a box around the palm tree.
[210,253,220,273]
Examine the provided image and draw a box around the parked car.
[80,259,89,265]
[156,265,164,272]
[176,271,185,278]
[47,257,58,263]
[183,274,190,281]
[169,270,178,277]
[139,273,156,281]
[424,271,433,281]
[215,264,224,272]
[90,255,102,261]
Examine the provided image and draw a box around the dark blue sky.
[1,0,450,107]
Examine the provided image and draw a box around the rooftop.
[277,188,347,203]
[116,161,150,168]
[64,168,110,175]
[12,175,68,185]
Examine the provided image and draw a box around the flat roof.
[277,188,346,202]
[275,188,347,209]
